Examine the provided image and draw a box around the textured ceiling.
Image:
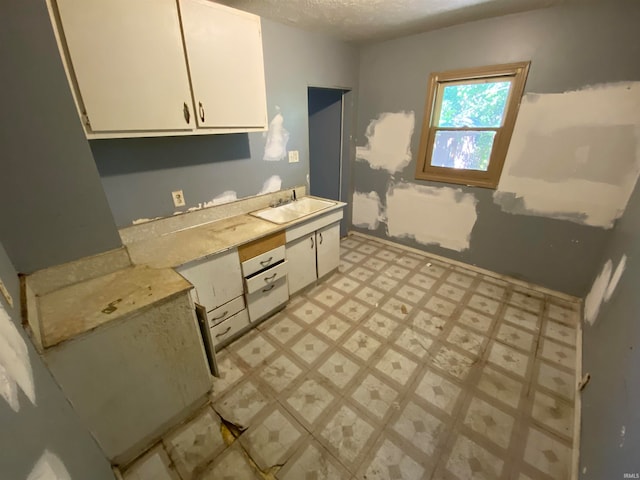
[215,0,563,42]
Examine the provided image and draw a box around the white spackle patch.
[605,254,627,302]
[131,217,161,225]
[0,304,35,412]
[584,255,627,325]
[209,190,238,207]
[386,182,478,252]
[258,176,282,195]
[584,260,612,325]
[27,450,71,480]
[620,425,626,448]
[495,82,640,228]
[356,111,415,174]
[352,191,384,230]
[263,107,290,161]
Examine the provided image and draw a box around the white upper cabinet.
[180,0,268,129]
[51,0,268,138]
[56,0,194,133]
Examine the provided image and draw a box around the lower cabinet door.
[316,222,340,279]
[285,234,317,296]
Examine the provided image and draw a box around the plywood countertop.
[39,265,191,349]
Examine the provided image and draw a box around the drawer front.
[238,230,285,262]
[247,276,288,322]
[207,295,245,328]
[245,261,288,294]
[210,309,250,347]
[241,245,285,277]
[285,208,343,242]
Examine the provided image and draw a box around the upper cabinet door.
[56,0,193,133]
[180,0,268,129]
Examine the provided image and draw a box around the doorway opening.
[307,86,350,235]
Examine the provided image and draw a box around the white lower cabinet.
[286,234,317,296]
[286,220,341,296]
[176,248,243,311]
[316,222,340,279]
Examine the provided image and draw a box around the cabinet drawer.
[210,309,249,347]
[245,261,288,294]
[247,276,288,322]
[207,295,245,327]
[241,245,285,277]
[176,248,243,310]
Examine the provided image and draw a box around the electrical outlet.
[288,150,299,163]
[172,190,186,207]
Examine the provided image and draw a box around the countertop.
[39,265,191,349]
[126,201,346,269]
[35,196,345,349]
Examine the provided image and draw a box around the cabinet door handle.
[262,284,275,293]
[259,257,273,267]
[310,236,314,248]
[319,232,323,245]
[215,326,231,338]
[183,103,191,124]
[210,310,228,322]
[199,102,205,122]
[264,273,277,282]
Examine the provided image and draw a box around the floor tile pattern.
[123,234,580,480]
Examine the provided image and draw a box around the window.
[415,62,530,188]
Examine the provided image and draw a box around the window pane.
[437,81,511,128]
[430,130,496,171]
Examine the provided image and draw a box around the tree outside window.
[415,62,530,188]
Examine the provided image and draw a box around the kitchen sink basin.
[250,197,336,224]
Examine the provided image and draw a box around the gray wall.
[352,1,640,297]
[92,18,359,228]
[580,179,640,477]
[0,241,114,480]
[0,0,122,274]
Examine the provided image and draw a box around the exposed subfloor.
[123,233,580,480]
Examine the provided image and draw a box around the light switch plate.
[288,150,299,163]
[172,190,186,207]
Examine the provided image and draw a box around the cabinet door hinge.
[81,112,91,127]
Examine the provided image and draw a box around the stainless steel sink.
[250,197,336,224]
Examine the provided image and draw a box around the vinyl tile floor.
[123,234,581,480]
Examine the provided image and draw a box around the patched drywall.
[27,451,71,480]
[495,83,640,228]
[186,191,239,213]
[263,107,290,161]
[584,255,627,325]
[355,111,414,174]
[352,191,384,229]
[386,182,478,251]
[258,175,282,195]
[0,303,35,412]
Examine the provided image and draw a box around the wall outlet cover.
[288,150,300,163]
[172,190,186,207]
